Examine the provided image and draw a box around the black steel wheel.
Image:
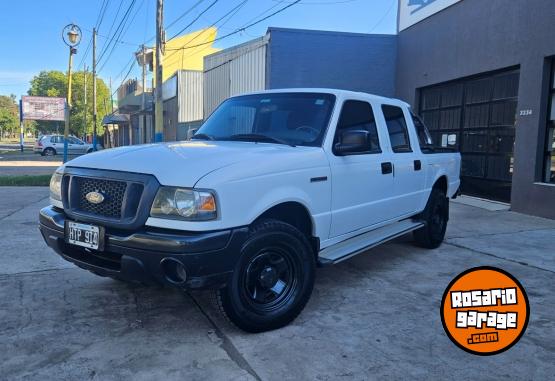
[217,219,315,333]
[413,187,449,249]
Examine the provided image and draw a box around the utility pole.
[92,27,98,151]
[141,44,147,144]
[154,0,164,142]
[19,99,24,153]
[84,65,87,142]
[109,77,114,112]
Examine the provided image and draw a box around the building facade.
[162,70,204,141]
[203,28,397,117]
[396,0,555,218]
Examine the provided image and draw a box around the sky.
[0,0,398,98]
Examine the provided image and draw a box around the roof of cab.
[236,88,410,107]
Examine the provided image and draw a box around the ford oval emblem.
[86,191,105,204]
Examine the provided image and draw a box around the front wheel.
[217,219,315,333]
[413,188,449,249]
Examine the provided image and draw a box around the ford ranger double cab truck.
[40,89,460,332]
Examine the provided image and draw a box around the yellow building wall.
[153,27,220,82]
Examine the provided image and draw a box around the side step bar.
[318,219,424,265]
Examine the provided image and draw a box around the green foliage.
[0,95,19,138]
[28,70,111,137]
[0,175,52,186]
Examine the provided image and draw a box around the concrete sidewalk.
[1,187,554,380]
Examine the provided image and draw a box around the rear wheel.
[413,188,449,249]
[217,219,315,333]
[43,147,56,156]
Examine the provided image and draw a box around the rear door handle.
[414,160,422,171]
[381,162,393,175]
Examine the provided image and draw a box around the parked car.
[39,89,461,332]
[34,135,103,156]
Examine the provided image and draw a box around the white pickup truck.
[40,89,460,332]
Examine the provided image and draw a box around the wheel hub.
[259,266,278,288]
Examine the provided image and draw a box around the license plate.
[66,221,104,250]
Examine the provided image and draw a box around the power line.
[368,0,396,33]
[112,59,137,97]
[165,0,249,63]
[102,0,125,49]
[114,56,136,84]
[272,0,358,4]
[99,0,142,67]
[168,0,220,41]
[77,0,111,71]
[97,0,138,71]
[166,0,301,51]
[166,0,207,31]
[95,0,111,30]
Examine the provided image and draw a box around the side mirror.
[333,130,369,156]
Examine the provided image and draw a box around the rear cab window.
[381,105,412,153]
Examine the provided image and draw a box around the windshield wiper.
[227,134,295,147]
[191,133,215,141]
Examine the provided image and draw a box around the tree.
[28,70,111,137]
[0,95,19,139]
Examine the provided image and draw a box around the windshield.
[194,93,336,147]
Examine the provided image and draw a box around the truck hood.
[64,141,317,186]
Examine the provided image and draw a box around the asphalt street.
[1,187,554,380]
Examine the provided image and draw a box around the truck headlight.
[151,187,217,221]
[49,172,63,202]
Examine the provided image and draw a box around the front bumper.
[39,205,248,289]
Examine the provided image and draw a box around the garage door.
[419,69,520,202]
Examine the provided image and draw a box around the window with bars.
[544,60,555,183]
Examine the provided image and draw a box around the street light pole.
[61,24,81,163]
[63,45,75,163]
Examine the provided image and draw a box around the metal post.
[19,99,23,153]
[63,46,75,163]
[154,0,164,142]
[92,28,98,151]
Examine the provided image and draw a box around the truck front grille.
[76,177,127,218]
[61,168,158,230]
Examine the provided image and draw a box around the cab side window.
[334,100,381,154]
[382,105,412,153]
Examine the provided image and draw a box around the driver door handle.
[381,162,393,175]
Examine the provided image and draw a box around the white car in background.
[34,135,103,156]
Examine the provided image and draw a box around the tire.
[217,219,315,333]
[43,147,56,156]
[86,148,93,154]
[413,187,449,249]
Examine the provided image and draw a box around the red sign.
[22,96,66,121]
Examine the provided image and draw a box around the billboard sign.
[21,96,66,121]
[398,0,463,32]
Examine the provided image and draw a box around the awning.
[102,113,130,125]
